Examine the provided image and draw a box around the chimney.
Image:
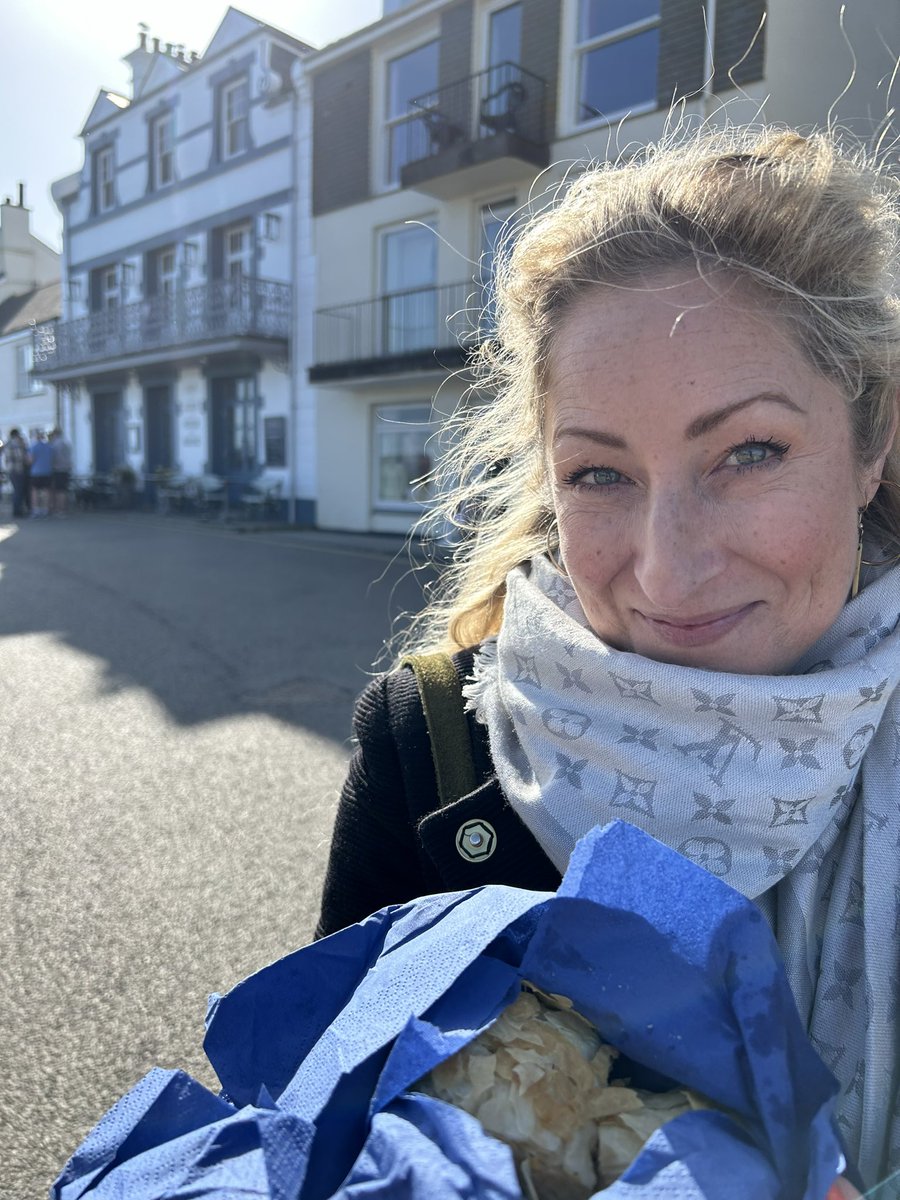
[124,24,157,99]
[17,183,25,208]
[153,36,160,52]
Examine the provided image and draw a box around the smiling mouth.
[636,603,759,648]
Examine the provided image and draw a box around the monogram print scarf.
[464,554,900,1188]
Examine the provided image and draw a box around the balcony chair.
[421,107,465,153]
[478,79,527,136]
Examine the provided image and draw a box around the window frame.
[475,195,517,337]
[94,145,116,213]
[263,416,287,468]
[371,401,436,511]
[224,220,254,281]
[374,32,441,191]
[150,112,175,189]
[561,0,661,134]
[378,218,439,356]
[100,265,120,311]
[221,76,251,161]
[210,374,259,476]
[16,342,42,396]
[478,0,524,74]
[157,246,177,297]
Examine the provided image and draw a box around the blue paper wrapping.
[53,821,845,1200]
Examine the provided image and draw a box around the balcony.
[399,62,549,200]
[31,276,291,379]
[310,281,482,383]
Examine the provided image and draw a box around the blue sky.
[3,0,382,250]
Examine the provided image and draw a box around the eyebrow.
[553,392,805,448]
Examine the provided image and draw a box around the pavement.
[0,510,435,1200]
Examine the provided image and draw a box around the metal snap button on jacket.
[455,819,497,862]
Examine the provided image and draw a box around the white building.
[34,8,314,519]
[0,188,60,440]
[305,0,899,535]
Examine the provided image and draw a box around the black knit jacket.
[315,648,562,939]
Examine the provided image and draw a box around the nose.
[631,490,725,610]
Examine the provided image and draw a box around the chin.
[600,626,788,676]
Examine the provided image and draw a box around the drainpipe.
[289,59,315,528]
[701,0,718,119]
[287,72,298,526]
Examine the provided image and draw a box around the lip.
[635,603,759,648]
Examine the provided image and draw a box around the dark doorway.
[144,384,174,473]
[92,392,124,473]
[209,375,258,481]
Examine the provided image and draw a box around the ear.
[862,393,899,506]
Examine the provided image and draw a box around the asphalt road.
[0,512,433,1200]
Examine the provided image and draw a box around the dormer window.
[94,146,115,213]
[222,77,250,159]
[151,113,175,189]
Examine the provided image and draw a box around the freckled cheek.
[557,506,627,586]
[751,501,850,601]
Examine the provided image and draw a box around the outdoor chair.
[239,477,283,521]
[155,473,190,515]
[421,107,464,154]
[190,474,228,520]
[479,79,526,136]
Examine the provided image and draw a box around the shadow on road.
[0,513,436,744]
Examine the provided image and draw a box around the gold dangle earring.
[850,507,865,600]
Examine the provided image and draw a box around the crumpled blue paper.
[53,821,845,1200]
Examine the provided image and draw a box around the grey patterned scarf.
[465,554,900,1189]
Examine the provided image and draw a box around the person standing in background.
[49,428,72,518]
[28,430,53,518]
[4,428,30,518]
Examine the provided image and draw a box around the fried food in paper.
[417,984,707,1200]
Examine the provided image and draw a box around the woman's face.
[546,271,887,674]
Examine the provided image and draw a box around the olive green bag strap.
[400,652,478,809]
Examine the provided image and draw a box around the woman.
[317,128,900,1190]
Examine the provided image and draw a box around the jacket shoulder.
[352,647,489,821]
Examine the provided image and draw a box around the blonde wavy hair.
[402,126,900,658]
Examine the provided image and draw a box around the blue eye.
[563,466,628,489]
[726,438,790,470]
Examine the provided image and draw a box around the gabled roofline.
[79,89,131,139]
[50,172,82,209]
[219,5,315,58]
[306,0,449,71]
[78,9,315,140]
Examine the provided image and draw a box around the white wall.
[764,0,900,138]
[0,331,57,438]
[69,385,93,474]
[316,376,465,532]
[175,368,207,475]
[0,202,60,304]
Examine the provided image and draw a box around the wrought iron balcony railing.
[313,281,486,374]
[32,276,291,375]
[400,61,548,172]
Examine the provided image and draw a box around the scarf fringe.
[461,636,498,723]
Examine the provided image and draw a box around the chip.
[416,983,707,1199]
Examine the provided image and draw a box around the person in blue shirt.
[28,430,54,518]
